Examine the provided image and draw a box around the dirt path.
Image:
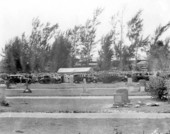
[6,87,129,90]
[6,96,151,99]
[1,112,170,119]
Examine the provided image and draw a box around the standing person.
[23,75,32,93]
[83,76,87,93]
[70,75,74,84]
[5,76,10,89]
[0,81,9,106]
[61,75,64,83]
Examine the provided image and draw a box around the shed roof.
[137,61,148,65]
[58,67,93,74]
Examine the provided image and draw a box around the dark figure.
[156,72,160,77]
[5,78,10,89]
[23,78,32,93]
[61,75,64,83]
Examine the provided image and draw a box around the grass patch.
[10,82,129,89]
[0,118,170,134]
[0,98,169,113]
[6,88,147,96]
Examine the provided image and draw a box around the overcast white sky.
[0,0,170,59]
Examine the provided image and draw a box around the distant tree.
[110,10,134,71]
[2,37,24,73]
[50,34,71,71]
[109,11,131,70]
[111,11,124,70]
[65,26,81,67]
[20,33,31,73]
[152,22,170,46]
[114,43,134,70]
[149,40,170,71]
[2,44,15,73]
[98,32,113,70]
[147,22,170,71]
[127,10,149,70]
[2,34,31,73]
[79,8,103,66]
[2,18,58,73]
[29,18,58,72]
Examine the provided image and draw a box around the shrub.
[148,76,168,100]
[132,74,149,82]
[132,75,138,82]
[102,75,122,83]
[102,76,113,83]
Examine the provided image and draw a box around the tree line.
[1,9,170,73]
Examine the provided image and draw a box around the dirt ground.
[0,118,170,134]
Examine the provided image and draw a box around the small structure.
[58,67,93,83]
[58,67,93,74]
[113,89,130,106]
[137,60,148,71]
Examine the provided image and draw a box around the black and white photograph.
[1,0,170,133]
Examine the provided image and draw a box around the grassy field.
[3,82,170,113]
[6,88,147,96]
[0,118,170,134]
[10,82,136,89]
[1,98,170,113]
[6,82,147,96]
[1,82,170,134]
[2,98,111,113]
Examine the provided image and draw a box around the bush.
[102,76,113,83]
[102,75,122,83]
[132,73,149,82]
[132,75,138,82]
[148,76,168,100]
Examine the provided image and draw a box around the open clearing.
[1,82,170,134]
[0,118,170,134]
[1,98,170,113]
[6,88,147,96]
[11,82,130,89]
[6,82,146,96]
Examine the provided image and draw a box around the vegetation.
[110,11,133,71]
[127,10,149,70]
[98,32,113,70]
[148,76,168,100]
[50,34,71,71]
[1,9,170,73]
[79,8,103,66]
